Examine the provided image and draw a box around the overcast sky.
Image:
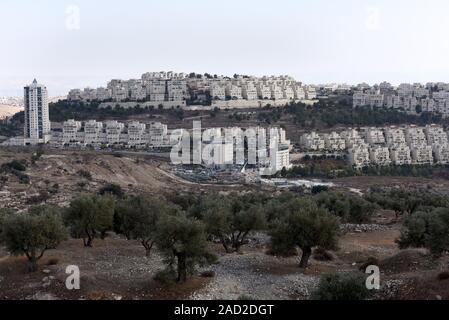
[2,0,449,96]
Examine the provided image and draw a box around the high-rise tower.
[24,79,51,144]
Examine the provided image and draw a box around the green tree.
[64,195,115,247]
[194,194,266,253]
[1,208,67,272]
[114,195,171,256]
[311,273,371,300]
[397,208,449,256]
[269,198,340,268]
[155,213,216,283]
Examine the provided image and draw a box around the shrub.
[99,183,124,198]
[311,273,371,300]
[2,160,27,172]
[78,170,92,180]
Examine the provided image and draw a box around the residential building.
[405,126,427,148]
[369,146,391,166]
[385,127,406,147]
[24,79,51,144]
[425,124,448,146]
[348,145,370,168]
[433,144,449,164]
[363,128,386,145]
[411,145,434,165]
[300,132,325,151]
[390,144,412,165]
[324,132,346,151]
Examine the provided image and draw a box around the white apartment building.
[147,79,167,102]
[424,125,448,146]
[242,83,258,100]
[274,147,292,172]
[148,122,169,147]
[105,121,125,145]
[84,120,104,145]
[411,145,434,165]
[421,98,437,113]
[294,86,306,100]
[305,87,317,100]
[385,127,406,147]
[210,84,226,100]
[62,119,82,145]
[433,144,449,164]
[257,84,272,100]
[341,129,366,148]
[369,146,391,166]
[324,132,346,151]
[390,144,412,165]
[96,87,113,101]
[405,126,427,148]
[24,79,51,144]
[130,84,147,101]
[283,86,295,100]
[363,128,386,145]
[300,132,325,151]
[127,121,146,147]
[168,80,187,102]
[348,145,370,169]
[385,95,403,109]
[353,91,384,108]
[225,85,243,100]
[270,85,284,100]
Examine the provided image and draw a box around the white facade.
[405,126,427,148]
[300,132,325,151]
[434,144,449,164]
[425,125,448,146]
[385,127,406,147]
[324,132,346,151]
[341,129,366,148]
[210,84,226,100]
[348,145,370,168]
[364,128,386,145]
[24,79,51,145]
[411,145,434,165]
[369,146,391,166]
[390,144,412,165]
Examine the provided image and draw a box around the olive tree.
[269,198,340,268]
[155,213,216,283]
[397,208,449,256]
[1,207,67,272]
[194,194,266,253]
[114,195,170,256]
[64,194,115,247]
